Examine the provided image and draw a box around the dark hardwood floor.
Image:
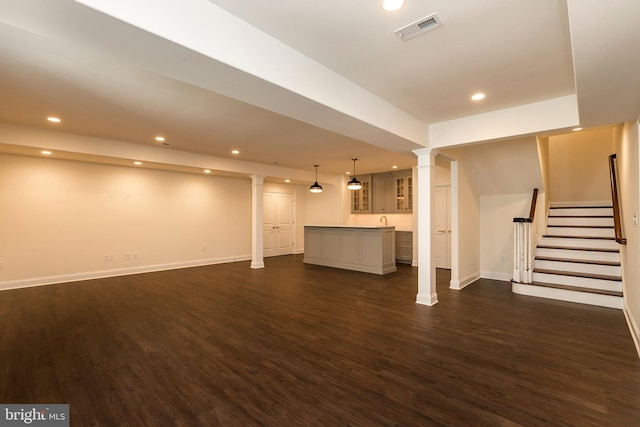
[1,254,639,426]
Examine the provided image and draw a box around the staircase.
[512,203,623,309]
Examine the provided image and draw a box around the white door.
[263,192,294,257]
[433,185,451,268]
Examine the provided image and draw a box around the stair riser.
[547,217,613,227]
[535,248,620,263]
[534,260,620,277]
[538,237,618,250]
[532,272,622,292]
[549,207,613,216]
[546,227,615,238]
[512,283,623,309]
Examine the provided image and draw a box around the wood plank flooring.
[1,254,639,426]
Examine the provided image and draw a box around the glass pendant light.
[309,165,323,193]
[347,158,362,190]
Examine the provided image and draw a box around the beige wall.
[443,137,542,287]
[614,121,640,356]
[0,151,352,289]
[537,136,551,206]
[454,158,481,286]
[0,153,253,288]
[480,194,531,280]
[479,192,546,280]
[549,127,614,202]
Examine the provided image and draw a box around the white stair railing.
[513,189,538,283]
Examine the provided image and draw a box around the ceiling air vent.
[395,13,443,40]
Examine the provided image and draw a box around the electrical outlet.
[124,253,131,260]
[132,252,138,259]
[202,245,207,252]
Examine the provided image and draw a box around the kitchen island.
[303,225,396,275]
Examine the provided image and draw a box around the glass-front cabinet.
[395,171,413,213]
[351,174,372,213]
[351,170,412,214]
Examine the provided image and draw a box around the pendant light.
[309,165,323,193]
[347,158,362,190]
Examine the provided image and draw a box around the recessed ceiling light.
[346,172,351,175]
[285,179,291,183]
[41,150,52,155]
[47,117,61,123]
[471,93,486,101]
[231,150,240,155]
[204,169,211,174]
[382,0,405,12]
[572,127,583,131]
[134,161,142,165]
[392,165,398,169]
[155,136,165,142]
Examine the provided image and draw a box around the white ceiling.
[0,0,638,178]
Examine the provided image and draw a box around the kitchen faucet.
[380,215,388,226]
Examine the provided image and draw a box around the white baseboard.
[481,271,512,282]
[624,301,640,359]
[416,292,439,306]
[450,272,480,290]
[0,255,252,292]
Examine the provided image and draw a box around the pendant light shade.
[309,165,323,193]
[347,158,362,190]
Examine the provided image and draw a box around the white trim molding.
[416,292,438,306]
[624,302,640,359]
[481,271,513,282]
[0,255,252,292]
[450,273,481,290]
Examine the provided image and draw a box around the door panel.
[264,192,294,257]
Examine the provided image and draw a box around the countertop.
[304,225,395,229]
[305,225,414,231]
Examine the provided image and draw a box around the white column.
[413,148,439,306]
[449,160,460,289]
[513,222,520,282]
[250,174,265,269]
[411,165,419,267]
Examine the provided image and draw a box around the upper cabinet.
[373,173,395,213]
[351,174,372,214]
[394,170,413,212]
[351,169,412,214]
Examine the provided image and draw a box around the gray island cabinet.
[303,225,396,275]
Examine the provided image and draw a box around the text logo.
[0,405,68,426]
